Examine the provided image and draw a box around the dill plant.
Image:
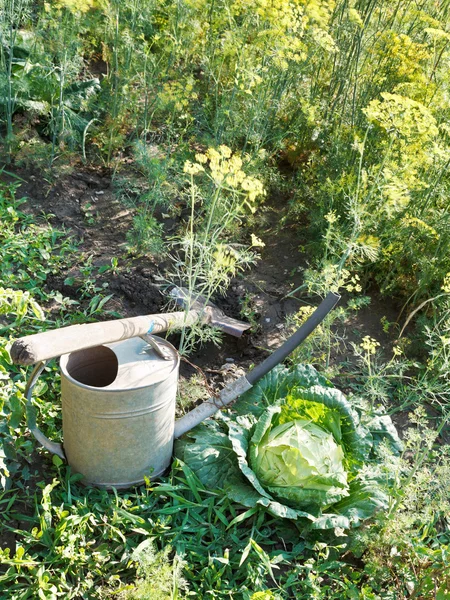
[122,540,187,599]
[169,145,265,354]
[88,0,163,163]
[120,140,180,256]
[11,0,101,166]
[351,408,450,599]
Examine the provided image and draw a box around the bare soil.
[14,167,164,316]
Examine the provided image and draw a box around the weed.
[0,183,77,300]
[0,0,31,161]
[126,212,165,258]
[176,374,210,417]
[239,292,261,334]
[351,409,450,599]
[122,540,187,599]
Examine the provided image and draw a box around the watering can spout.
[174,291,341,438]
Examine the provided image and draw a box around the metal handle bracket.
[25,361,66,461]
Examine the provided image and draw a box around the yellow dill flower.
[219,145,232,158]
[213,244,237,273]
[186,147,265,211]
[53,0,95,12]
[210,169,224,184]
[250,234,265,248]
[348,8,363,27]
[241,177,265,203]
[206,148,221,162]
[364,93,438,141]
[229,155,243,172]
[293,306,323,334]
[425,28,450,41]
[195,153,208,164]
[183,161,204,175]
[442,273,450,293]
[402,217,439,240]
[360,336,380,355]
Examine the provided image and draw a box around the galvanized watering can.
[12,291,339,489]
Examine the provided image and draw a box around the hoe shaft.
[11,310,201,366]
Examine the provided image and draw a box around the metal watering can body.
[27,337,180,488]
[61,337,179,488]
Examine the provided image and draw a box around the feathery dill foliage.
[2,0,449,303]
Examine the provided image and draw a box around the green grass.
[1,448,449,599]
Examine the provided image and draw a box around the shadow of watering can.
[11,289,340,489]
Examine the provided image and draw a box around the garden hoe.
[11,286,249,365]
[11,287,340,489]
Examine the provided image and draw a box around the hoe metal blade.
[169,286,250,337]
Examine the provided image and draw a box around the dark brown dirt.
[12,166,165,317]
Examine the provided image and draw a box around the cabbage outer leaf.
[174,420,244,489]
[234,364,331,418]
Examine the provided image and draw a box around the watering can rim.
[59,337,180,393]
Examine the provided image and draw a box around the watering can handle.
[11,312,200,366]
[25,361,66,461]
[11,296,250,366]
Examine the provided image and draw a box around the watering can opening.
[65,345,119,388]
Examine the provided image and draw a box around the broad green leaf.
[313,480,389,530]
[234,364,331,417]
[366,414,403,454]
[174,421,241,490]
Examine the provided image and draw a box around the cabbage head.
[175,364,401,530]
[251,418,349,509]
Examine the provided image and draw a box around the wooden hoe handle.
[11,311,200,365]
